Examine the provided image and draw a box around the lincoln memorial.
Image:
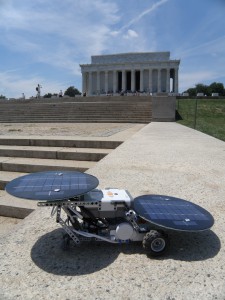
[80,52,180,96]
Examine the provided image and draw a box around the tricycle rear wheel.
[143,230,169,257]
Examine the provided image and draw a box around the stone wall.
[152,96,176,121]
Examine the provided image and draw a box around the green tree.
[209,82,225,96]
[195,83,209,96]
[43,93,52,98]
[183,81,225,96]
[0,94,6,99]
[64,86,81,97]
[43,93,59,98]
[185,88,196,97]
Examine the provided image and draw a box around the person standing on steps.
[36,84,42,99]
[59,90,63,97]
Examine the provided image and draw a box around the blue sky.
[0,0,225,98]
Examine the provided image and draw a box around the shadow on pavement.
[166,230,221,261]
[30,228,142,276]
[31,228,220,275]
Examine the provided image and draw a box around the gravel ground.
[0,216,21,238]
[0,123,135,137]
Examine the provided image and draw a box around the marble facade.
[80,52,180,96]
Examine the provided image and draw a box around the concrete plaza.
[0,122,225,299]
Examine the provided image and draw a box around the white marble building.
[80,52,180,96]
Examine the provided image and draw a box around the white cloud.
[109,0,169,52]
[119,0,169,32]
[0,0,170,74]
[123,29,138,39]
[0,0,120,72]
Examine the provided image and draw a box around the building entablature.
[80,60,180,73]
[91,52,171,64]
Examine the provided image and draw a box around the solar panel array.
[134,195,214,231]
[6,171,99,201]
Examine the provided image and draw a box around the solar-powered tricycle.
[6,171,214,257]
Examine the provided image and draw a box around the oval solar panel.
[5,171,99,201]
[134,195,214,232]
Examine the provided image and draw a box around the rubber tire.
[143,230,169,257]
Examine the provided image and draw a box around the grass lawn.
[176,98,225,142]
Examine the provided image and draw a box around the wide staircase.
[0,136,122,218]
[0,96,152,123]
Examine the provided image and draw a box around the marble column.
[157,69,161,93]
[140,69,144,92]
[166,68,170,93]
[113,70,117,93]
[174,68,179,93]
[82,72,86,94]
[96,71,100,95]
[149,69,152,93]
[131,70,135,92]
[88,72,92,96]
[122,70,126,91]
[105,71,108,94]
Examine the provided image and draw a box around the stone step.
[0,117,151,121]
[0,137,122,149]
[0,157,95,173]
[0,171,27,190]
[0,110,152,115]
[0,101,151,107]
[0,115,151,118]
[0,190,36,218]
[0,102,151,106]
[0,119,151,123]
[0,109,151,112]
[0,96,152,103]
[0,96,152,124]
[0,119,150,123]
[0,145,112,161]
[0,110,151,115]
[0,106,151,109]
[0,115,151,120]
[0,103,151,107]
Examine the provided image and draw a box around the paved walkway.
[0,122,225,299]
